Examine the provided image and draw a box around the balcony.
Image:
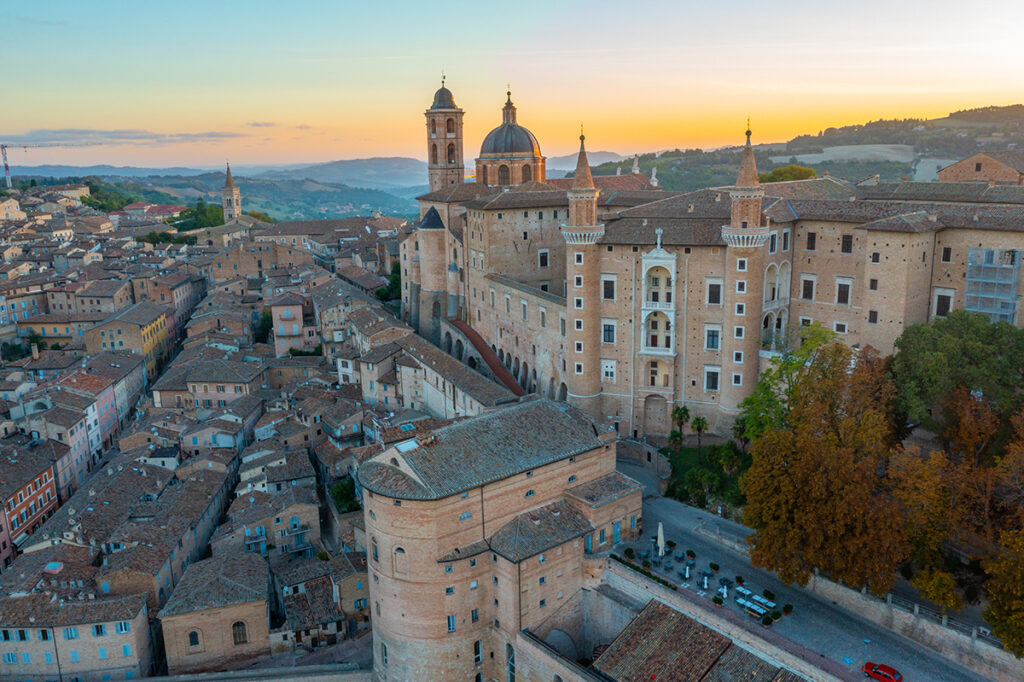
[284,541,313,555]
[639,345,675,357]
[641,299,674,312]
[283,524,310,537]
[762,297,789,312]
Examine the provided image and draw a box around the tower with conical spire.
[561,133,604,416]
[721,125,770,412]
[425,77,465,192]
[222,162,241,222]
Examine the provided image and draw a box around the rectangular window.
[834,322,848,334]
[93,624,106,637]
[735,303,745,316]
[64,628,78,640]
[471,608,479,623]
[474,640,482,665]
[734,326,744,339]
[868,310,878,324]
[769,233,777,253]
[574,252,583,265]
[736,258,747,272]
[704,366,721,392]
[599,529,606,545]
[539,308,547,328]
[574,362,583,374]
[736,280,746,294]
[782,229,790,251]
[446,615,456,633]
[116,621,130,634]
[871,252,880,264]
[122,644,132,657]
[602,320,616,343]
[801,277,815,301]
[836,279,851,305]
[869,278,878,291]
[706,279,722,305]
[521,300,527,321]
[602,276,616,301]
[538,249,549,268]
[732,372,743,386]
[704,325,721,350]
[841,234,853,253]
[1,653,14,665]
[941,247,952,263]
[574,275,583,288]
[733,350,743,364]
[574,297,583,309]
[935,289,954,318]
[806,232,816,251]
[98,646,107,660]
[601,359,616,382]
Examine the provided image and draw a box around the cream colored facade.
[402,84,1024,436]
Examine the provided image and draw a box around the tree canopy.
[759,164,817,183]
[171,197,225,231]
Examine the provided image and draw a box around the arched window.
[507,643,516,682]
[430,119,437,136]
[498,165,510,185]
[447,144,456,164]
[522,165,532,182]
[394,546,407,573]
[431,144,438,165]
[231,621,247,645]
[188,631,200,647]
[481,166,488,185]
[381,641,388,666]
[446,118,455,134]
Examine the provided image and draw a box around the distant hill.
[12,164,208,178]
[546,150,625,169]
[589,104,1024,192]
[257,157,428,191]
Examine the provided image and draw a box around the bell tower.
[561,133,604,418]
[425,77,465,192]
[222,162,241,222]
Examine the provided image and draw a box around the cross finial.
[655,227,663,249]
[441,69,445,87]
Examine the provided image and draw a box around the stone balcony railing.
[721,225,769,249]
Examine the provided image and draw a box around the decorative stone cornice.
[561,226,604,245]
[721,226,769,249]
[729,187,764,201]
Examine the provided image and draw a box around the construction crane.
[2,141,107,188]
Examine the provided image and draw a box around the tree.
[254,310,273,344]
[891,310,1024,426]
[732,415,750,454]
[667,429,684,451]
[246,210,276,224]
[983,530,1024,658]
[997,408,1024,525]
[759,165,817,183]
[672,405,690,433]
[690,416,708,464]
[742,344,908,594]
[738,322,835,441]
[376,262,401,301]
[912,567,963,613]
[683,467,719,506]
[888,447,961,567]
[944,385,999,467]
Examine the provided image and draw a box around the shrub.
[763,589,775,601]
[709,562,720,572]
[624,547,635,559]
[762,615,773,626]
[735,575,745,585]
[782,604,793,614]
[666,540,677,549]
[771,610,782,621]
[712,596,723,605]
[686,549,696,558]
[316,550,330,561]
[642,560,651,569]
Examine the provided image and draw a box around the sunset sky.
[2,0,1020,168]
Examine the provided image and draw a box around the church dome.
[479,91,541,157]
[480,123,541,156]
[431,85,457,110]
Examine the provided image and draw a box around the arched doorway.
[521,362,529,389]
[498,349,505,364]
[467,356,478,370]
[454,339,464,361]
[443,332,453,354]
[558,383,568,401]
[548,378,556,399]
[643,394,670,435]
[512,357,520,378]
[762,313,776,350]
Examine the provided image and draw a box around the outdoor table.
[752,594,776,610]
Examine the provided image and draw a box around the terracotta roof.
[488,498,593,563]
[159,552,267,617]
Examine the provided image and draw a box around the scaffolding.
[964,248,1021,324]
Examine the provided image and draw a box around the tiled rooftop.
[158,552,268,617]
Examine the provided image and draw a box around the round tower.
[425,79,465,192]
[561,134,603,417]
[720,127,769,413]
[222,163,241,222]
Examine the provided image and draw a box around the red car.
[861,662,903,681]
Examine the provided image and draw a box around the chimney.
[31,344,39,360]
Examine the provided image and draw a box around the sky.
[1,0,1021,168]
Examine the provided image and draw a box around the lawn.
[663,442,751,513]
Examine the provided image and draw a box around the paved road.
[625,494,985,682]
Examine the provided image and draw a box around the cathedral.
[401,81,1024,436]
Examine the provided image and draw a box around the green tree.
[742,344,908,595]
[891,310,1024,426]
[911,567,963,613]
[759,165,817,183]
[672,404,690,433]
[246,210,276,224]
[738,323,835,442]
[984,529,1024,657]
[732,415,750,454]
[690,416,708,464]
[254,310,273,344]
[684,467,719,506]
[376,261,402,301]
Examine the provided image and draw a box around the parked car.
[861,662,903,681]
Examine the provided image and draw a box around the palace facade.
[402,82,1024,436]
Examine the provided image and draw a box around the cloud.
[0,128,248,146]
[295,124,312,130]
[247,122,277,128]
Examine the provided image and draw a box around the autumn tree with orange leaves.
[742,345,907,595]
